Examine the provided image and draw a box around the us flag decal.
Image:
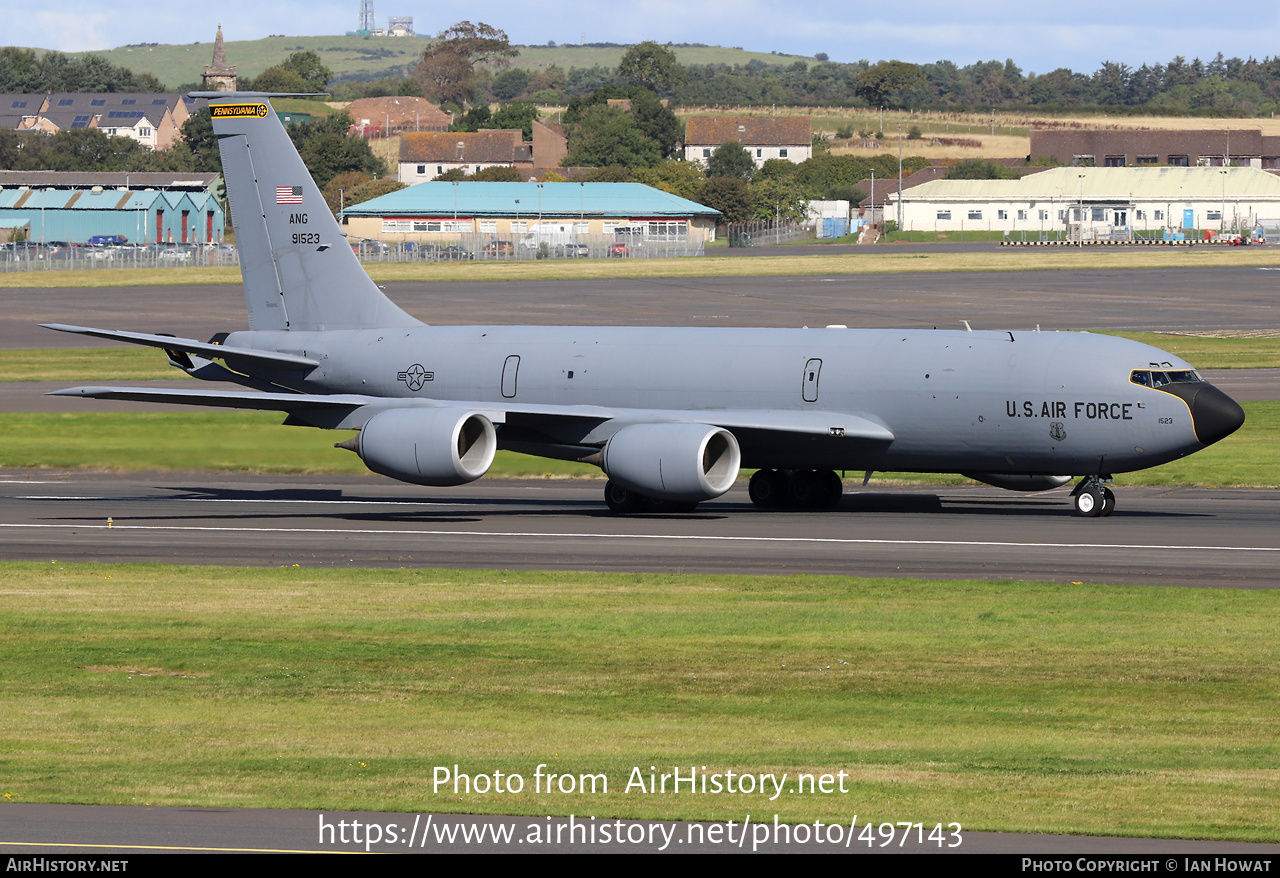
[276,186,303,205]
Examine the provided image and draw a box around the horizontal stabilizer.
[48,385,366,412]
[41,324,318,370]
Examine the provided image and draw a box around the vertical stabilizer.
[201,93,420,331]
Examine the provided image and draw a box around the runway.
[5,265,1280,350]
[3,471,1276,588]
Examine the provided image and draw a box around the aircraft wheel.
[788,470,825,507]
[1073,484,1105,517]
[604,480,642,514]
[819,470,844,508]
[1100,487,1116,517]
[748,469,787,508]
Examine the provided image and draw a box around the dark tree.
[707,140,755,181]
[417,21,519,106]
[617,42,686,95]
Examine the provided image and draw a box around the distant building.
[399,131,532,183]
[339,181,720,246]
[889,166,1280,234]
[345,96,451,138]
[0,185,225,244]
[1030,128,1280,170]
[8,94,195,150]
[684,116,812,168]
[201,25,238,93]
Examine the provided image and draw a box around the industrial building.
[339,181,721,250]
[0,172,225,244]
[888,166,1280,236]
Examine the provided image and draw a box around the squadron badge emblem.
[1049,421,1067,442]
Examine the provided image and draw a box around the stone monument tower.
[201,26,238,92]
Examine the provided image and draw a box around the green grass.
[0,348,191,383]
[883,229,1011,243]
[0,411,595,478]
[0,404,1274,486]
[2,563,1278,839]
[1105,332,1280,369]
[57,37,806,92]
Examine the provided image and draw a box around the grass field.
[60,37,806,92]
[2,563,1276,839]
[0,402,1273,487]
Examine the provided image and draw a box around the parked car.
[421,243,473,261]
[608,242,630,257]
[554,243,590,258]
[481,240,515,257]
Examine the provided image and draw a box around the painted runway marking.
[17,495,474,506]
[2,522,1277,553]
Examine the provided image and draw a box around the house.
[398,131,533,183]
[1030,128,1280,170]
[684,116,812,168]
[9,93,196,150]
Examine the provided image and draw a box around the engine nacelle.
[353,407,496,486]
[601,423,741,501]
[962,473,1073,492]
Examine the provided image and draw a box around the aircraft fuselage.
[230,324,1223,477]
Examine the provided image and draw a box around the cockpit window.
[1131,369,1201,388]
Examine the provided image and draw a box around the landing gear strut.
[749,469,843,510]
[1071,477,1115,518]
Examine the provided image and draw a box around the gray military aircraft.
[46,94,1245,517]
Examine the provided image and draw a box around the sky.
[10,1,1280,75]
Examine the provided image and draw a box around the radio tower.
[358,0,374,31]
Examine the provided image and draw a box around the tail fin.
[201,93,420,332]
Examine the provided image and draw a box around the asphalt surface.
[3,472,1277,587]
[4,802,1277,855]
[5,265,1280,349]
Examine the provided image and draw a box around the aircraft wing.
[48,386,894,443]
[41,324,319,371]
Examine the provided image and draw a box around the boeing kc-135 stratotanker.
[46,94,1245,517]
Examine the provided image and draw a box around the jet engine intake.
[601,423,741,501]
[350,408,496,486]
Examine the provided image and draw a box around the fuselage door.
[501,355,520,398]
[802,358,822,402]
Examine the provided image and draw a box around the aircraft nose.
[1190,383,1246,446]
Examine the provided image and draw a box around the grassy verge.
[0,348,192,383]
[2,563,1277,839]
[0,404,1275,487]
[1104,332,1280,369]
[3,246,1279,289]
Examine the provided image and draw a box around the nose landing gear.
[1071,476,1115,517]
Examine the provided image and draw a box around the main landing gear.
[1071,476,1116,518]
[603,480,699,514]
[748,469,843,510]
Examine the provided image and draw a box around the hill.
[64,37,811,90]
